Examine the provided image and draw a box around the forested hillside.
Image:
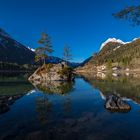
[77,38,140,71]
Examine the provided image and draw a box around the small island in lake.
[29,63,75,82]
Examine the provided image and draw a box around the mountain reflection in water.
[81,73,140,105]
[0,76,34,114]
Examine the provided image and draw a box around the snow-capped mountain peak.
[99,38,125,51]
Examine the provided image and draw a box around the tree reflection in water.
[31,80,74,95]
[32,80,75,125]
[36,96,53,125]
[62,98,72,115]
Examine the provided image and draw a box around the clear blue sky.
[0,0,140,62]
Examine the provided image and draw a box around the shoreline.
[75,69,140,74]
[0,70,34,73]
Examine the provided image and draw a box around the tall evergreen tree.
[35,32,53,65]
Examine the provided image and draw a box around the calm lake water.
[1,74,140,140]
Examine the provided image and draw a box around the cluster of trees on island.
[35,32,72,66]
[32,32,74,82]
[0,32,73,73]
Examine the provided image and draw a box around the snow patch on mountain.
[113,46,120,51]
[99,38,125,51]
[27,47,35,52]
[132,37,139,42]
[100,37,140,51]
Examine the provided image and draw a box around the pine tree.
[113,4,140,25]
[35,32,53,65]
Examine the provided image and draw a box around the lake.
[0,74,140,140]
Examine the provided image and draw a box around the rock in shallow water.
[28,63,75,82]
[0,103,9,114]
[0,95,23,114]
[105,94,131,112]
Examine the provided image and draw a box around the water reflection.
[30,80,75,127]
[36,96,53,125]
[0,76,34,114]
[24,112,99,140]
[1,74,140,139]
[31,80,75,95]
[62,98,72,114]
[81,73,140,105]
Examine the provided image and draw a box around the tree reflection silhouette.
[34,81,75,125]
[31,80,75,95]
[62,98,72,114]
[36,96,53,125]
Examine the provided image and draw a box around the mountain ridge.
[0,28,35,65]
[76,37,140,72]
[0,28,81,68]
[99,38,125,51]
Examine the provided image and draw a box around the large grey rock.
[28,63,75,82]
[105,94,131,112]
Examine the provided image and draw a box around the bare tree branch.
[113,5,140,25]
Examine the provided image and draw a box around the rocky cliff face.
[28,63,75,82]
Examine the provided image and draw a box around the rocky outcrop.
[28,63,75,82]
[0,95,23,114]
[105,95,131,112]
